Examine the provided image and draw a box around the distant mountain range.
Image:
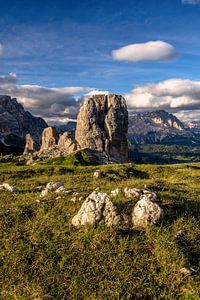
[128,110,200,146]
[0,95,200,155]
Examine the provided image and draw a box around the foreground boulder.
[132,190,163,227]
[72,191,120,226]
[75,94,128,163]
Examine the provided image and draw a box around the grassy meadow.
[0,158,200,299]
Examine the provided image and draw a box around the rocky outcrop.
[58,131,78,153]
[132,190,163,227]
[40,126,58,151]
[23,134,38,155]
[0,95,47,154]
[72,190,120,226]
[75,94,128,163]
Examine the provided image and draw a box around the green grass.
[0,161,200,299]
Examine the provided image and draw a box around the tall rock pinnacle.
[75,94,128,162]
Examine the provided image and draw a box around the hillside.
[0,160,199,299]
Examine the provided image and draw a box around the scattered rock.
[0,183,17,192]
[93,171,105,178]
[111,188,120,197]
[55,186,68,194]
[40,182,64,197]
[72,191,120,226]
[142,190,159,203]
[175,230,187,240]
[132,191,163,227]
[179,267,192,276]
[46,182,64,191]
[124,187,141,198]
[75,94,128,163]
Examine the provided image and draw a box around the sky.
[0,0,200,124]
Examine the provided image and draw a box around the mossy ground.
[0,160,200,299]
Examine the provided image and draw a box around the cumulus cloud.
[0,43,4,56]
[0,73,94,123]
[125,78,200,116]
[85,90,110,96]
[112,41,178,62]
[182,0,200,5]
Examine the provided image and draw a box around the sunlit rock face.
[75,94,128,163]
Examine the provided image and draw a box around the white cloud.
[85,90,110,96]
[112,41,178,62]
[182,0,200,5]
[0,43,4,56]
[0,73,94,123]
[125,78,200,114]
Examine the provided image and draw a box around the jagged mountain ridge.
[128,110,200,146]
[0,95,48,154]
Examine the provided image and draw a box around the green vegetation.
[0,161,200,299]
[129,144,200,164]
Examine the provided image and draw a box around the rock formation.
[75,94,128,163]
[132,190,163,227]
[72,190,120,226]
[0,95,47,154]
[58,131,78,153]
[40,126,58,151]
[23,134,38,155]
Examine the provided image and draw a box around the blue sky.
[0,0,200,123]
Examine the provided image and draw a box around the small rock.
[175,230,186,240]
[46,182,64,191]
[36,199,40,204]
[0,183,17,192]
[40,188,49,197]
[132,191,163,227]
[179,267,192,276]
[93,171,105,178]
[124,187,141,198]
[142,190,158,202]
[72,191,120,227]
[55,186,68,194]
[56,196,62,200]
[40,182,64,197]
[111,188,120,197]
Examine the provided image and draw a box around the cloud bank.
[0,43,4,56]
[112,41,178,62]
[182,0,200,5]
[125,78,200,121]
[0,73,93,124]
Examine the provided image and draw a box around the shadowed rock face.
[75,94,128,163]
[0,95,47,154]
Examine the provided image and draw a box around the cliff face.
[75,94,128,162]
[128,110,197,145]
[0,95,47,154]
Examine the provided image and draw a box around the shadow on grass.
[105,168,149,181]
[162,200,200,225]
